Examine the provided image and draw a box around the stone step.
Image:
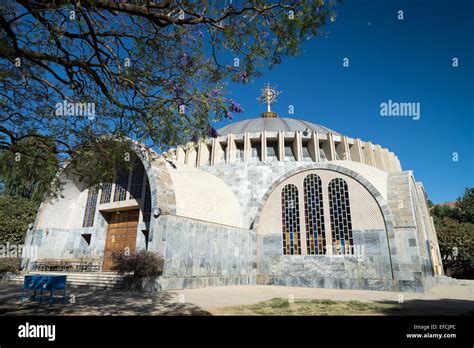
[8,273,125,290]
[34,276,124,281]
[434,275,469,285]
[11,276,124,283]
[10,280,122,290]
[25,272,123,277]
[11,274,123,279]
[10,279,122,287]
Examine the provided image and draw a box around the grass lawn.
[211,298,406,316]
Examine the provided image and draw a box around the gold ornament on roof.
[258,83,281,118]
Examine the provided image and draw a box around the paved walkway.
[171,282,474,314]
[0,281,472,315]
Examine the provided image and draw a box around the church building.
[23,86,444,292]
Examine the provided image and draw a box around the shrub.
[434,216,474,278]
[456,188,474,223]
[0,257,21,274]
[268,298,290,309]
[430,187,474,279]
[0,195,38,245]
[112,250,164,278]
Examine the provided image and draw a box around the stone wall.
[201,160,389,229]
[386,171,435,292]
[201,161,305,228]
[257,229,396,291]
[148,215,257,290]
[251,166,438,292]
[415,182,444,275]
[22,212,109,270]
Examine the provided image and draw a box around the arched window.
[304,174,326,255]
[142,181,152,223]
[130,159,145,200]
[84,158,151,226]
[100,183,113,204]
[113,168,129,202]
[328,178,354,255]
[281,184,301,255]
[83,186,98,227]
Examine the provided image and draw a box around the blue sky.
[214,0,474,204]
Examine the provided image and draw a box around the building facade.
[23,111,444,292]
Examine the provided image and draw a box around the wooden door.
[103,210,139,271]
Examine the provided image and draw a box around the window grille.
[99,182,112,204]
[113,168,128,202]
[82,186,98,227]
[304,174,326,255]
[281,184,302,255]
[328,178,354,255]
[129,160,145,200]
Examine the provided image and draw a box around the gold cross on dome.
[258,83,281,113]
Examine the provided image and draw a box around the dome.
[217,117,340,136]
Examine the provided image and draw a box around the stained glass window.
[281,184,301,255]
[86,157,151,225]
[113,168,128,202]
[129,159,145,200]
[328,178,354,255]
[100,182,112,204]
[82,186,98,227]
[304,174,326,255]
[143,180,152,223]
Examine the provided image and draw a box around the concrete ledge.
[157,275,257,291]
[256,275,433,293]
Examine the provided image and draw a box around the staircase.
[434,275,470,286]
[8,272,125,290]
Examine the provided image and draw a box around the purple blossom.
[225,111,233,120]
[229,101,243,113]
[179,52,193,67]
[272,54,282,65]
[209,88,221,97]
[207,125,218,138]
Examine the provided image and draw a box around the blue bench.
[20,275,67,305]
